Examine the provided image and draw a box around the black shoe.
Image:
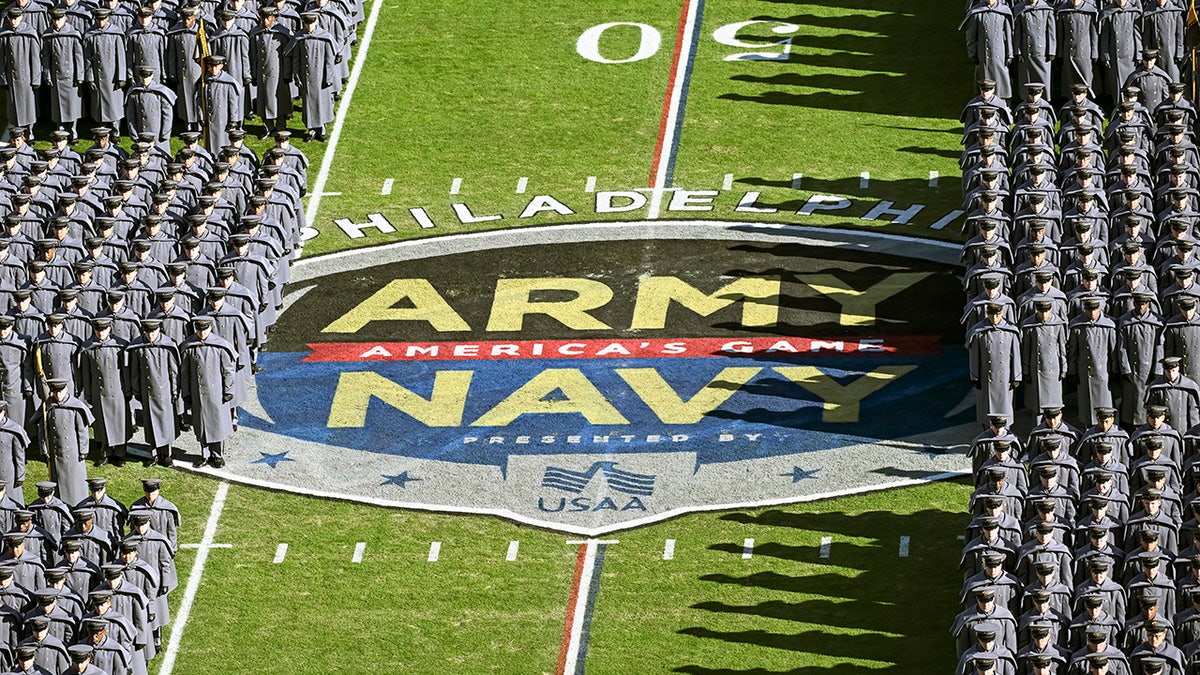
[94,455,108,467]
[160,452,173,468]
[143,455,157,468]
[315,130,328,142]
[111,456,125,468]
[193,457,207,468]
[303,130,315,143]
[209,456,225,469]
[252,365,263,374]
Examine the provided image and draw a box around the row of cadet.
[962,0,1183,105]
[0,476,181,675]
[959,80,1200,434]
[960,78,1200,249]
[953,406,1200,674]
[0,0,363,145]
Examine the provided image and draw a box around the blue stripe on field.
[662,0,706,188]
[574,543,608,675]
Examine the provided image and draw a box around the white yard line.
[663,539,676,560]
[352,542,366,563]
[158,482,230,675]
[584,176,597,193]
[899,536,910,558]
[273,543,288,564]
[381,178,394,195]
[819,536,832,559]
[304,0,386,227]
[506,540,519,561]
[428,541,441,562]
[741,538,754,559]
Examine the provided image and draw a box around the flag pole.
[196,17,211,149]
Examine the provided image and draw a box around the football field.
[52,0,980,671]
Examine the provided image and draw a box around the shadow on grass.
[709,0,973,120]
[672,504,968,672]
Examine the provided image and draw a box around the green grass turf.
[585,478,971,674]
[298,0,974,257]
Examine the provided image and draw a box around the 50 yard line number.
[576,20,800,64]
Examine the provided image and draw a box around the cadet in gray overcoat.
[1164,296,1200,382]
[178,317,233,468]
[1117,294,1165,426]
[125,320,178,468]
[1068,298,1119,425]
[195,54,242,155]
[38,378,91,506]
[1014,0,1056,93]
[82,9,127,133]
[969,303,1024,428]
[965,0,1015,101]
[250,7,293,137]
[291,12,337,141]
[0,401,27,504]
[76,318,128,467]
[1057,0,1100,97]
[0,8,41,136]
[124,67,175,155]
[1142,0,1184,80]
[1098,0,1141,97]
[164,7,201,132]
[1020,300,1068,413]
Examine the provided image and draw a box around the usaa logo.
[536,462,654,513]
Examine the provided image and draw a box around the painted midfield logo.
[541,462,656,496]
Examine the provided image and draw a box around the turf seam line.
[303,0,384,228]
[574,543,608,674]
[647,0,706,219]
[352,541,366,563]
[555,543,589,674]
[158,481,230,675]
[559,539,618,675]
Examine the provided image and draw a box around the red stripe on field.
[648,0,694,188]
[302,335,941,362]
[555,543,590,675]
